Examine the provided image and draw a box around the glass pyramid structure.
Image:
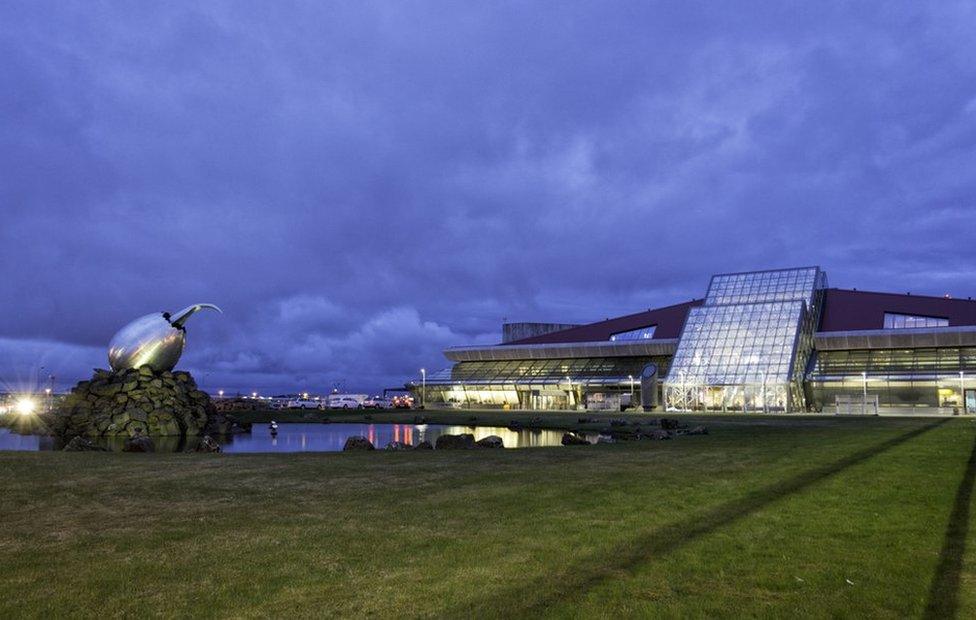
[664,267,827,412]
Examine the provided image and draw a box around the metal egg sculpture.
[107,303,221,372]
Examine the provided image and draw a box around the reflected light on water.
[0,423,598,453]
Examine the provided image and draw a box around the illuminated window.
[883,313,949,329]
[610,325,656,341]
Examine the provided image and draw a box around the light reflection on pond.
[221,423,594,452]
[0,424,597,453]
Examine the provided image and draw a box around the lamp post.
[218,389,224,399]
[861,372,867,415]
[960,371,966,413]
[760,370,767,415]
[420,368,426,409]
[629,374,635,403]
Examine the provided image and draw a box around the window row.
[883,312,948,330]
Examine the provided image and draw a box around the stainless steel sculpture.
[108,304,221,372]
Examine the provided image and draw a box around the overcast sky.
[2,1,976,394]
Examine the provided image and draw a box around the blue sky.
[2,2,976,394]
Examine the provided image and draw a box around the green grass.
[1,416,975,618]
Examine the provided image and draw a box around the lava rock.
[62,436,106,452]
[475,435,504,449]
[196,435,221,453]
[561,433,590,446]
[413,440,433,450]
[45,366,245,440]
[435,433,476,449]
[123,434,155,452]
[385,441,411,451]
[343,436,375,451]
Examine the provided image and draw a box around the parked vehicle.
[286,398,323,409]
[391,395,415,409]
[328,394,367,409]
[361,395,392,409]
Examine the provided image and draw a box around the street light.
[760,370,767,414]
[15,397,36,416]
[218,389,224,398]
[861,372,867,415]
[420,368,426,409]
[960,371,966,413]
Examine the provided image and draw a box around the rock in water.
[196,435,222,453]
[343,436,375,451]
[475,435,504,449]
[43,366,247,440]
[561,433,590,446]
[435,433,476,449]
[123,434,155,452]
[62,436,106,452]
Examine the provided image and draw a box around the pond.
[0,423,597,453]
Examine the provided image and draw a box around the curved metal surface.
[107,302,221,372]
[169,303,222,328]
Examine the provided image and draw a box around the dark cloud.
[2,1,976,393]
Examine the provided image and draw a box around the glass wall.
[610,325,656,341]
[664,267,826,412]
[807,347,976,411]
[413,356,669,410]
[883,313,949,329]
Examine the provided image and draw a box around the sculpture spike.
[168,303,222,329]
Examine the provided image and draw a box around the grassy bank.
[1,416,975,617]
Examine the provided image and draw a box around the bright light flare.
[15,397,37,416]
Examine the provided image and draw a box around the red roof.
[506,299,703,344]
[819,288,976,332]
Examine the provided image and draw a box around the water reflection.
[221,423,594,453]
[1,424,596,453]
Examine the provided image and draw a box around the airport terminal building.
[409,267,976,414]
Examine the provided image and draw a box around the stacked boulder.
[46,366,245,439]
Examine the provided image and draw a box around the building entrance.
[530,391,569,410]
[967,389,976,414]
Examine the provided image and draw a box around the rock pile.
[46,366,246,439]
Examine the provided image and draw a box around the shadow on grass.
[450,419,949,616]
[924,430,976,620]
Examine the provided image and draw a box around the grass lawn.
[1,415,975,617]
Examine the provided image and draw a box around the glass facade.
[413,356,669,410]
[883,312,949,329]
[664,267,826,412]
[416,265,976,415]
[610,325,656,341]
[807,347,976,412]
